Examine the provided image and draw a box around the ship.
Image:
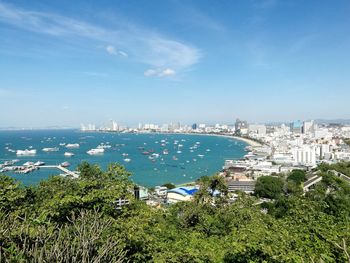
[16,149,37,156]
[87,148,104,155]
[66,143,80,149]
[42,147,59,152]
[34,161,45,166]
[64,152,75,157]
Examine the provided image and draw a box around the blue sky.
[1,0,350,127]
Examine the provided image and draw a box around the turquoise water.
[0,130,247,187]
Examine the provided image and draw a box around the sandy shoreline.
[165,132,263,147]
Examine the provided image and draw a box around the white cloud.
[0,2,200,75]
[106,45,117,55]
[144,69,157,77]
[105,45,128,57]
[159,68,176,77]
[118,50,128,57]
[144,68,176,77]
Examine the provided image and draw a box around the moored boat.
[16,149,37,156]
[87,148,104,155]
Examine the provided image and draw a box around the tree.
[287,169,307,185]
[254,176,284,199]
[161,183,176,189]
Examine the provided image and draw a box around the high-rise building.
[192,123,197,130]
[290,120,303,134]
[111,120,119,131]
[303,120,315,134]
[235,118,248,132]
[248,124,266,135]
[292,145,317,166]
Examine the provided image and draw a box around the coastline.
[160,132,263,147]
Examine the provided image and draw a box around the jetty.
[40,165,79,178]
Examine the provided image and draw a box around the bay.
[0,130,247,187]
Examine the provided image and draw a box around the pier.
[40,165,79,178]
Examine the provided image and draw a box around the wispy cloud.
[106,45,128,57]
[175,4,225,33]
[0,2,201,77]
[144,68,176,77]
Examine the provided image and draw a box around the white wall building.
[292,145,317,166]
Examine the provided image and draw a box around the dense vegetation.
[0,161,349,262]
[344,139,350,146]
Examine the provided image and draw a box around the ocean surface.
[0,130,247,187]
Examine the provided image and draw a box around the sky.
[1,0,350,128]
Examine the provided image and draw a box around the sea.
[0,130,247,187]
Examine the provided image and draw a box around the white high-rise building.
[292,145,317,166]
[303,120,315,135]
[248,124,267,136]
[111,121,119,131]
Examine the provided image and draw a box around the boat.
[122,153,129,157]
[23,161,34,166]
[16,149,37,156]
[66,143,80,149]
[177,150,182,154]
[60,161,70,167]
[87,148,104,155]
[97,144,112,149]
[198,154,204,158]
[34,161,45,166]
[206,149,211,152]
[151,153,160,158]
[172,156,178,161]
[163,149,169,155]
[59,143,66,146]
[42,147,59,152]
[124,158,131,162]
[64,152,75,157]
[142,151,150,155]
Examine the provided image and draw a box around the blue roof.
[167,186,199,196]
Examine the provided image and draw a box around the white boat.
[124,158,131,162]
[34,161,45,166]
[163,149,169,155]
[177,150,182,154]
[23,161,34,166]
[197,154,204,158]
[66,143,80,149]
[60,161,70,167]
[97,144,112,149]
[42,147,59,152]
[87,148,104,155]
[16,149,37,156]
[59,143,66,146]
[64,152,75,157]
[206,149,211,152]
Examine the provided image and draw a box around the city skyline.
[1,0,350,127]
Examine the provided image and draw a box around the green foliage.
[287,169,307,185]
[254,176,284,199]
[161,182,176,189]
[344,138,350,146]
[0,162,349,262]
